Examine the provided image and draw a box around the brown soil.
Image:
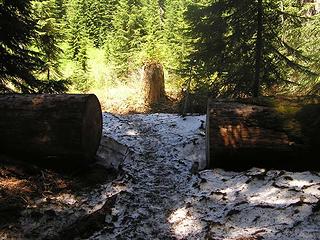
[0,154,117,237]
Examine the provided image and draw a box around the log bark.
[0,94,102,166]
[143,61,165,106]
[206,99,320,170]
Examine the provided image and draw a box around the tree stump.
[0,94,102,166]
[143,61,165,106]
[206,99,320,170]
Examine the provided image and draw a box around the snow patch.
[97,113,320,240]
[14,113,320,240]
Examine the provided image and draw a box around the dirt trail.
[94,114,205,239]
[1,113,319,240]
[96,113,320,240]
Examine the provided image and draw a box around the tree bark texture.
[143,61,165,106]
[206,99,320,170]
[253,0,263,97]
[0,94,102,166]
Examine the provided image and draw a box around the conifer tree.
[32,0,64,81]
[140,0,164,61]
[163,0,192,71]
[303,14,320,94]
[0,0,67,93]
[54,0,67,22]
[185,0,318,97]
[82,0,117,47]
[280,0,320,94]
[106,0,146,77]
[66,0,89,70]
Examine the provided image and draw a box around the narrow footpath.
[92,113,320,240]
[95,114,206,239]
[11,113,320,240]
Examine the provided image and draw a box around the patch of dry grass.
[91,79,182,114]
[63,47,184,114]
[93,80,146,114]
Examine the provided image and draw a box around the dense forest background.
[1,0,320,111]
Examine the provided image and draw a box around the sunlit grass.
[168,206,203,238]
[61,47,183,114]
[91,78,182,114]
[92,80,147,114]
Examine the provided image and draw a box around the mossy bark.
[206,98,320,170]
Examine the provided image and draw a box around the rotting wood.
[0,94,102,166]
[143,61,165,106]
[206,98,320,170]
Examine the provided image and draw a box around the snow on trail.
[93,113,320,240]
[94,113,206,239]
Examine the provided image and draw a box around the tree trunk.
[47,68,50,81]
[143,61,165,106]
[253,0,263,97]
[206,99,320,170]
[0,94,102,166]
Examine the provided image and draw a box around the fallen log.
[0,94,102,166]
[206,98,320,170]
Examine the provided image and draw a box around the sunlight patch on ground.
[223,183,248,195]
[112,183,127,193]
[126,129,139,136]
[289,179,313,188]
[247,187,280,205]
[90,78,181,114]
[54,193,78,205]
[168,207,202,239]
[0,178,31,193]
[223,226,269,240]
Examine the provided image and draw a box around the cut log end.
[0,94,103,167]
[82,94,102,160]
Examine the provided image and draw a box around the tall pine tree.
[106,0,146,77]
[140,0,164,61]
[66,0,90,70]
[163,0,192,71]
[185,0,317,97]
[82,0,117,47]
[32,0,63,81]
[280,0,320,94]
[0,0,67,93]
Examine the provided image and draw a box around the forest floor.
[0,113,320,240]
